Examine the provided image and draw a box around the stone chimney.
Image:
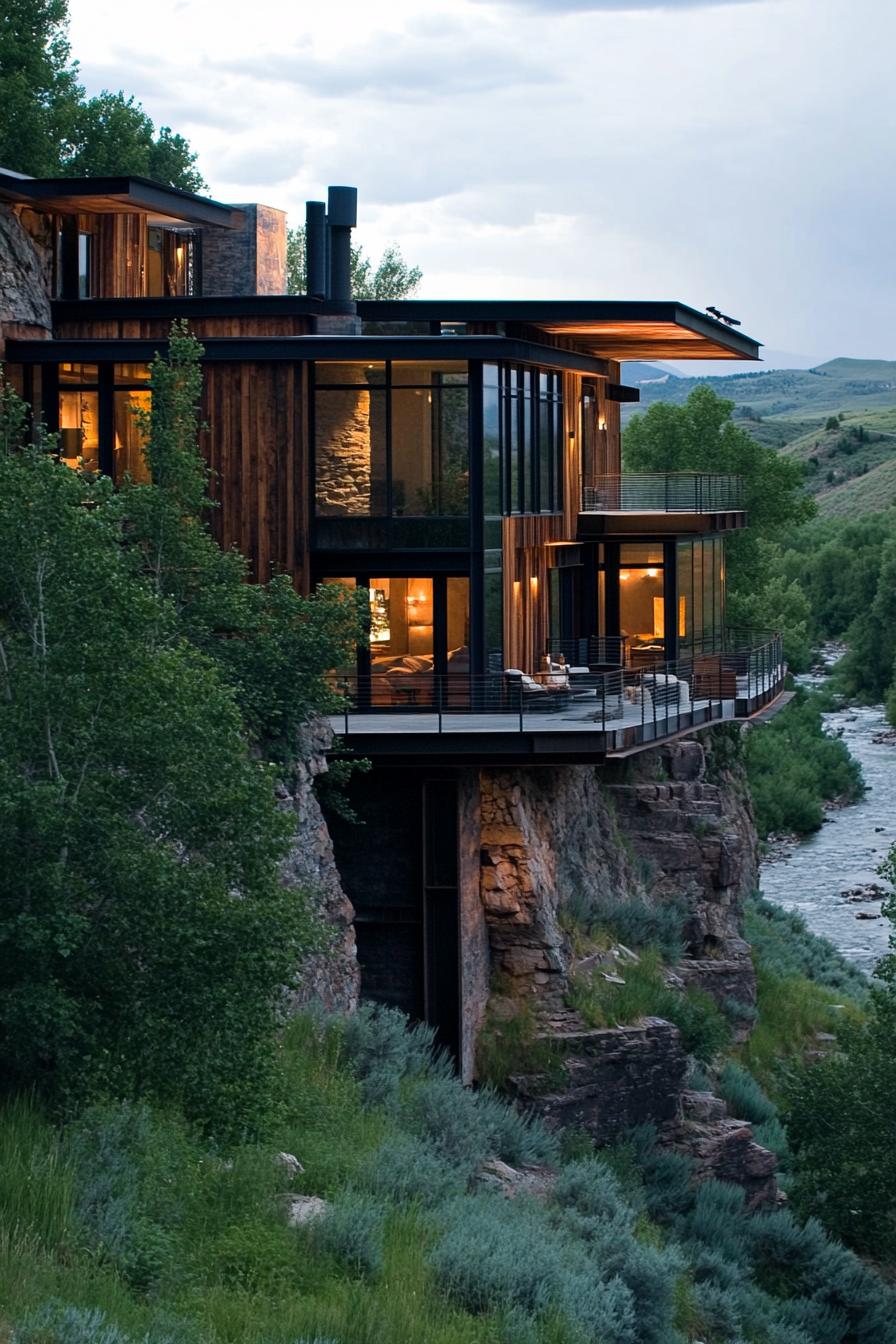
[200,203,286,296]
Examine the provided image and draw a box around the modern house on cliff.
[0,170,785,1076]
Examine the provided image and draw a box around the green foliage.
[286,225,422,299]
[0,343,365,1134]
[314,1191,387,1278]
[563,891,687,961]
[783,962,896,1259]
[623,386,815,640]
[717,1060,777,1125]
[475,994,567,1092]
[0,0,202,186]
[744,690,863,836]
[568,948,731,1062]
[745,896,869,1001]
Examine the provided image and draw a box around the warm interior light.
[647,568,658,578]
[679,596,687,638]
[620,570,631,581]
[530,576,538,596]
[598,418,607,431]
[513,580,521,600]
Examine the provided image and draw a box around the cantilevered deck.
[578,473,747,537]
[327,633,785,765]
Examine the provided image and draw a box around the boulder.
[285,1194,329,1227]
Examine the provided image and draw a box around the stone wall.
[0,205,53,348]
[279,722,360,1015]
[200,204,286,296]
[512,1017,688,1143]
[313,365,378,515]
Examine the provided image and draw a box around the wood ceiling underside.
[538,322,754,360]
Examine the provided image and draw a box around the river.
[758,686,895,975]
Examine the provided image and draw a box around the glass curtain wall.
[677,538,725,655]
[313,362,469,519]
[618,543,666,666]
[481,363,563,516]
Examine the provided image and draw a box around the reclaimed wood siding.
[95,215,147,298]
[54,315,312,340]
[502,513,566,674]
[202,362,308,590]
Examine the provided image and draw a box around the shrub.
[11,1304,196,1344]
[400,1076,492,1175]
[67,1101,198,1291]
[745,897,868,1001]
[744,690,863,837]
[474,1088,560,1168]
[338,1003,450,1107]
[475,995,567,1091]
[362,1133,465,1208]
[569,950,730,1063]
[313,1190,386,1278]
[564,892,688,961]
[717,1061,777,1125]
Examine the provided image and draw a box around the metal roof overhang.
[357,300,762,362]
[6,334,614,376]
[0,172,241,228]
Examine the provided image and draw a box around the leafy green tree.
[286,224,422,299]
[785,852,896,1257]
[0,0,203,188]
[0,333,363,1133]
[0,0,81,175]
[63,91,205,191]
[623,386,815,662]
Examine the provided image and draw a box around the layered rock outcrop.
[0,205,53,344]
[280,722,360,1014]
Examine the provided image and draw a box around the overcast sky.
[68,0,895,367]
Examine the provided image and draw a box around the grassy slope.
[622,358,896,519]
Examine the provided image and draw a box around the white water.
[758,689,895,975]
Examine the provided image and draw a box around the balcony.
[326,630,785,764]
[578,473,746,536]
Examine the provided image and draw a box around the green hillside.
[816,454,896,517]
[623,358,896,517]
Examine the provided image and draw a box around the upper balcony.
[326,630,785,765]
[578,473,747,536]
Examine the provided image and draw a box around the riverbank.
[759,694,894,975]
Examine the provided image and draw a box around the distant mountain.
[621,357,896,520]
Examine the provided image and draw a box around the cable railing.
[327,631,785,742]
[581,473,745,514]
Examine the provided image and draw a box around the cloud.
[217,17,549,100]
[470,0,761,9]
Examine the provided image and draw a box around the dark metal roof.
[0,171,241,228]
[357,299,762,362]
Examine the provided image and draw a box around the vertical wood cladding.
[95,214,147,298]
[202,362,307,590]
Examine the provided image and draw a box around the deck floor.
[328,667,784,741]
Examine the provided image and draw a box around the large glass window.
[619,544,665,665]
[677,539,724,655]
[57,362,152,483]
[485,363,563,517]
[313,362,468,519]
[147,226,197,297]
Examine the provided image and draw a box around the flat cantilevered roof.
[357,299,761,362]
[0,170,241,229]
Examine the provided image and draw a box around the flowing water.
[758,681,895,975]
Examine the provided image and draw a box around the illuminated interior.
[618,543,665,665]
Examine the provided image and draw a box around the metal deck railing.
[581,473,745,514]
[326,631,785,748]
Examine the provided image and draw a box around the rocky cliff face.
[279,723,359,1014]
[478,730,757,1016]
[0,206,53,343]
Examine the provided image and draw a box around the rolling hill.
[622,358,896,518]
